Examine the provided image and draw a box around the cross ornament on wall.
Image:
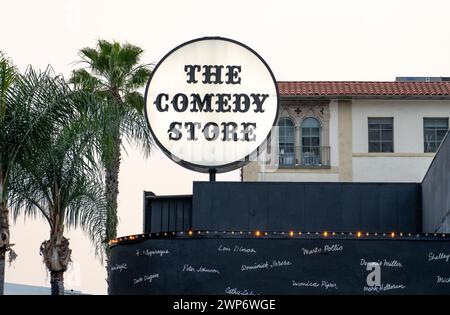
[294,107,302,115]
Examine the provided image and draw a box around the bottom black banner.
[1,295,448,313]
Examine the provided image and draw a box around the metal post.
[209,168,216,182]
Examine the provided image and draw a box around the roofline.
[280,95,450,100]
[277,81,450,99]
[144,193,192,200]
[276,80,450,83]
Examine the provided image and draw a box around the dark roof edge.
[276,80,450,83]
[280,95,450,100]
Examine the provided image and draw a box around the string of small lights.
[108,230,449,247]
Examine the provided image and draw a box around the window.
[301,117,321,165]
[424,118,448,153]
[368,118,393,152]
[278,118,295,166]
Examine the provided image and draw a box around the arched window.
[278,118,295,166]
[301,117,320,166]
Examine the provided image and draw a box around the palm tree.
[9,68,106,295]
[0,54,56,294]
[70,40,153,285]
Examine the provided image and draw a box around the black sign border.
[143,36,280,173]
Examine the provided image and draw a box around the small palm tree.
[10,69,106,295]
[70,40,153,287]
[0,54,57,294]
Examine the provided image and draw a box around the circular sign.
[144,37,279,173]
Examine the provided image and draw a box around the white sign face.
[144,37,279,172]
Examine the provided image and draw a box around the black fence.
[143,192,192,233]
[192,182,421,233]
[144,181,422,233]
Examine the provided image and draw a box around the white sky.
[2,0,450,294]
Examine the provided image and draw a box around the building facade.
[242,81,450,182]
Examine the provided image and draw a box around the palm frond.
[118,43,143,71]
[79,47,99,66]
[0,51,18,120]
[125,67,151,91]
[69,69,102,92]
[121,106,154,159]
[124,91,144,113]
[97,40,113,56]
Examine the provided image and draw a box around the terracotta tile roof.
[277,81,450,97]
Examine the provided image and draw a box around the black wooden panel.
[161,201,169,232]
[282,183,304,230]
[262,184,278,230]
[210,184,228,231]
[143,194,193,233]
[359,184,380,231]
[175,200,182,231]
[229,184,248,231]
[143,192,153,233]
[399,184,421,232]
[322,184,342,231]
[303,184,322,231]
[183,201,192,231]
[379,184,397,232]
[150,200,162,233]
[267,184,303,231]
[244,184,262,231]
[340,185,361,231]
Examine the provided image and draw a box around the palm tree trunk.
[41,231,71,296]
[105,140,120,243]
[50,271,64,295]
[0,249,5,295]
[0,168,9,296]
[105,133,121,295]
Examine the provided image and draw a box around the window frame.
[278,117,296,166]
[301,117,321,165]
[423,117,449,153]
[368,117,394,153]
[301,117,321,149]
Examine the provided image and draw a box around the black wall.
[191,182,421,233]
[422,132,450,233]
[109,236,450,295]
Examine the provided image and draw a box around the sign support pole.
[209,168,217,182]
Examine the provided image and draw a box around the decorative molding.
[276,100,332,167]
[279,100,331,127]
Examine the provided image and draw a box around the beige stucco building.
[242,80,450,182]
